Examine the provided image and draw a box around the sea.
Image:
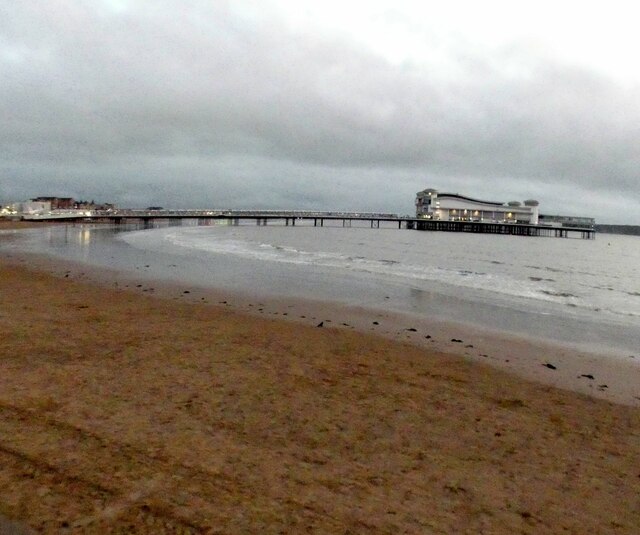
[3,220,639,357]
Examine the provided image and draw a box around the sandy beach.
[1,222,640,533]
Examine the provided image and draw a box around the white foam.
[120,227,554,304]
[116,226,640,321]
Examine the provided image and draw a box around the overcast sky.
[1,1,639,223]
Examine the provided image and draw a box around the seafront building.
[5,200,52,215]
[415,188,596,229]
[415,188,540,224]
[31,196,76,210]
[30,196,115,211]
[2,197,116,218]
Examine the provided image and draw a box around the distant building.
[74,200,115,210]
[30,197,115,211]
[8,201,52,215]
[31,196,75,209]
[416,189,540,224]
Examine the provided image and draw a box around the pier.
[21,210,595,239]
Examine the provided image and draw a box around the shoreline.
[4,242,640,407]
[1,231,640,532]
[4,220,638,356]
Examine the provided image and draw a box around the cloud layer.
[1,1,639,222]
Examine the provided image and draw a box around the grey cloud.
[1,1,639,223]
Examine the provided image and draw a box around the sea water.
[3,221,639,357]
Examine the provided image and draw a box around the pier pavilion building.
[415,189,539,224]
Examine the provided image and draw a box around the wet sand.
[1,224,640,533]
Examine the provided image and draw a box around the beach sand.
[1,223,640,533]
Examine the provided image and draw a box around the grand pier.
[20,209,596,239]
